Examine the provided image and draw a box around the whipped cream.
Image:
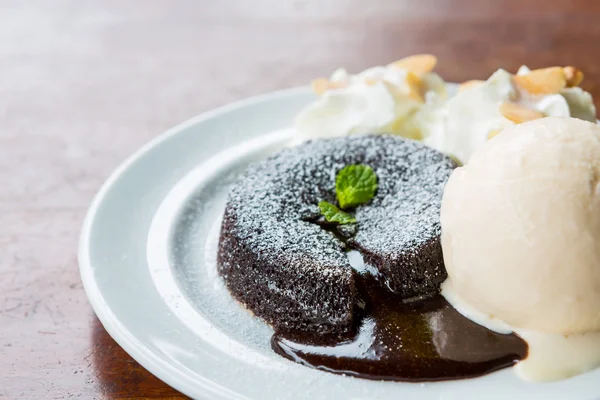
[295,62,597,165]
[431,66,597,164]
[294,63,446,143]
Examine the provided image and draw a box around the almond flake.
[513,67,566,95]
[311,78,345,95]
[405,72,424,102]
[459,80,484,92]
[389,54,438,74]
[499,102,544,123]
[487,129,503,140]
[563,66,584,87]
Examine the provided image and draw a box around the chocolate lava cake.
[217,135,455,335]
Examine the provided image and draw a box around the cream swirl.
[294,55,446,144]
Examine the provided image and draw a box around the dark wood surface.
[2,0,600,398]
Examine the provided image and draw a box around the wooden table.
[2,0,600,398]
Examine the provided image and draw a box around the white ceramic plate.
[79,87,600,400]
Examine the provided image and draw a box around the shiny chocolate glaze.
[272,256,527,382]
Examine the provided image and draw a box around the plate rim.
[78,86,310,399]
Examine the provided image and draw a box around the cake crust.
[217,135,455,334]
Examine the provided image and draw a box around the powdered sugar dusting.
[223,134,455,295]
[352,136,456,294]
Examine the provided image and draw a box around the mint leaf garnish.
[335,164,378,210]
[318,201,357,224]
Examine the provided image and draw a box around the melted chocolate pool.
[272,254,527,382]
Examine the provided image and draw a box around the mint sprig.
[335,165,378,210]
[317,164,378,225]
[318,201,357,224]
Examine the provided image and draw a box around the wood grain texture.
[1,0,600,398]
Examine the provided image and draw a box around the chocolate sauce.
[272,263,528,382]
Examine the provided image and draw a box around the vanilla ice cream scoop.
[441,117,600,335]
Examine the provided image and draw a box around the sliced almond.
[389,54,438,74]
[563,66,584,87]
[407,91,424,103]
[405,72,424,102]
[311,78,345,95]
[499,102,545,123]
[513,67,566,95]
[459,80,484,92]
[487,128,503,140]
